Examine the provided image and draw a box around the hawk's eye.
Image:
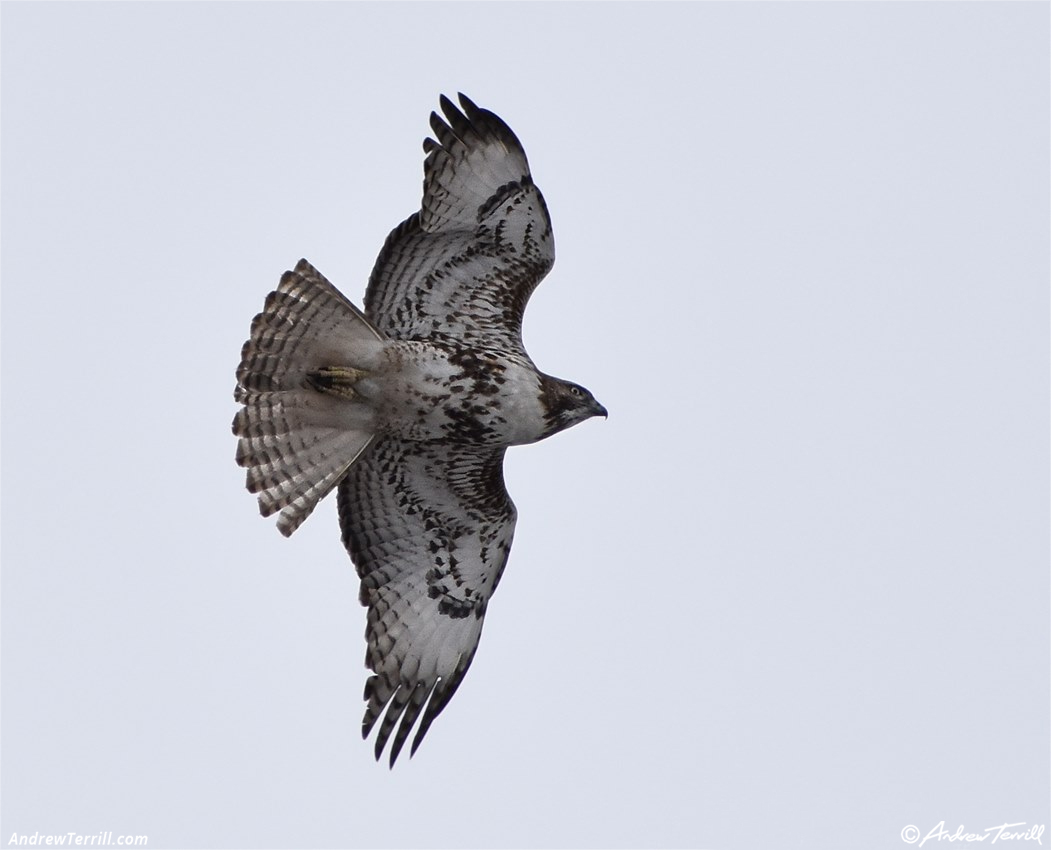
[569,386,581,397]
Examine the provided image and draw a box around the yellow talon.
[307,366,368,399]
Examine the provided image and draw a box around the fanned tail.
[234,259,384,536]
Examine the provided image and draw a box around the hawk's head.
[539,375,607,438]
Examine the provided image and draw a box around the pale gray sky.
[2,3,1048,849]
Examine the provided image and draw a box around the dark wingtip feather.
[410,682,449,757]
[387,724,410,768]
[409,657,476,757]
[439,93,473,139]
[362,686,381,741]
[457,92,480,116]
[362,703,381,741]
[428,110,445,138]
[387,681,435,767]
[372,686,414,765]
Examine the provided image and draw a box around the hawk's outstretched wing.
[337,436,516,766]
[364,93,554,357]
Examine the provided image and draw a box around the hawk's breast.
[372,341,548,446]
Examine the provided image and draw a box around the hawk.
[233,94,605,766]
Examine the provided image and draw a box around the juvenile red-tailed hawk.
[234,94,605,766]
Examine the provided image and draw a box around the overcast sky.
[2,3,1048,849]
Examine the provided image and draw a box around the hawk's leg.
[307,366,370,400]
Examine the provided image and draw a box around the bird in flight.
[233,94,605,766]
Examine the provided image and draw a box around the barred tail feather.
[234,260,384,536]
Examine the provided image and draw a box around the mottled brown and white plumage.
[234,94,605,766]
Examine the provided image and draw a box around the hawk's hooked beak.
[590,399,609,420]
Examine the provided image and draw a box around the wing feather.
[337,436,517,766]
[364,94,554,356]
